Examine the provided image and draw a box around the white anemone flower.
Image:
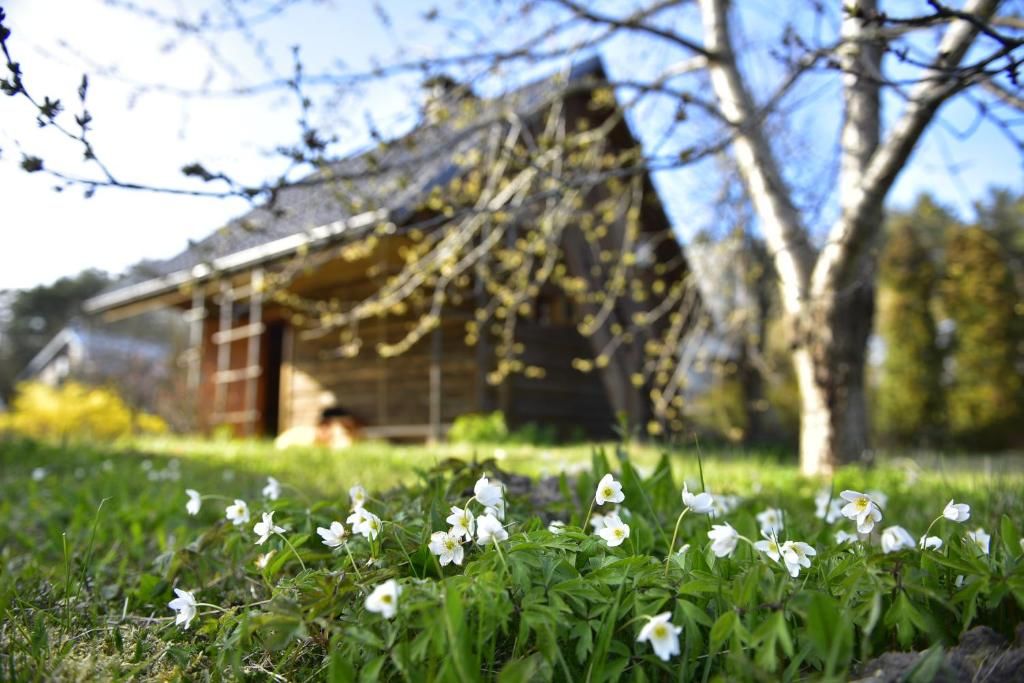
[253,511,286,545]
[185,489,201,516]
[880,525,916,553]
[590,507,616,531]
[814,490,843,523]
[365,579,401,619]
[363,512,384,540]
[346,509,382,540]
[966,528,990,555]
[476,513,508,545]
[262,476,281,501]
[473,477,504,508]
[255,551,275,569]
[834,530,859,544]
[446,506,476,540]
[708,523,739,558]
[548,520,566,534]
[780,541,816,577]
[31,467,47,482]
[597,513,630,547]
[428,530,465,566]
[637,612,682,661]
[225,499,250,526]
[920,535,943,551]
[349,485,367,510]
[943,500,970,523]
[681,483,714,514]
[753,531,782,562]
[167,588,198,630]
[756,507,785,534]
[346,508,367,530]
[867,490,888,510]
[485,497,506,522]
[710,493,740,517]
[317,521,347,548]
[595,473,625,506]
[840,490,883,533]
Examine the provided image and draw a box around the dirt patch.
[853,625,1024,682]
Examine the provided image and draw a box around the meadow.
[1,436,1023,680]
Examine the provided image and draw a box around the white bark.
[698,0,812,319]
[812,0,1000,300]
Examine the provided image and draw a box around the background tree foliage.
[873,192,1023,450]
[0,269,110,400]
[940,224,1023,448]
[874,209,945,446]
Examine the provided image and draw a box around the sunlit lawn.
[2,435,1023,679]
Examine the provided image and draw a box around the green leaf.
[358,654,387,683]
[802,592,853,674]
[498,654,547,683]
[1001,515,1021,558]
[709,611,736,652]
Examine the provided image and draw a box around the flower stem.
[343,542,363,580]
[277,532,307,572]
[665,508,690,575]
[919,515,943,548]
[582,497,596,532]
[492,538,510,578]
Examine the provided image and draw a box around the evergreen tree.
[940,226,1023,448]
[875,216,943,445]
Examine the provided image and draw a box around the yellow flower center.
[614,528,624,538]
[603,487,613,497]
[381,595,392,604]
[653,624,668,638]
[855,497,869,511]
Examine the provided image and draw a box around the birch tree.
[2,1,1021,473]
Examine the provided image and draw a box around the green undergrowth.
[1,437,1023,680]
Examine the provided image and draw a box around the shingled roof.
[86,57,607,315]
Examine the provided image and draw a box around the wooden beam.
[186,288,205,391]
[429,319,443,443]
[213,282,233,420]
[213,366,263,383]
[243,268,264,437]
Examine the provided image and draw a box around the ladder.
[208,268,265,436]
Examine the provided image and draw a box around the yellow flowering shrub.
[0,381,168,442]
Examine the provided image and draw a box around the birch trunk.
[699,0,997,474]
[794,279,876,476]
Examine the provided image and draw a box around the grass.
[1,435,1023,680]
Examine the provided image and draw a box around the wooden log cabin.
[85,57,694,443]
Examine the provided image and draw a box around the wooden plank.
[212,322,266,344]
[361,423,452,439]
[213,365,263,383]
[212,409,261,423]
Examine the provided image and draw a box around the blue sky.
[1,0,1019,290]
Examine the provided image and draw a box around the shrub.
[0,381,169,443]
[448,411,559,445]
[448,411,510,444]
